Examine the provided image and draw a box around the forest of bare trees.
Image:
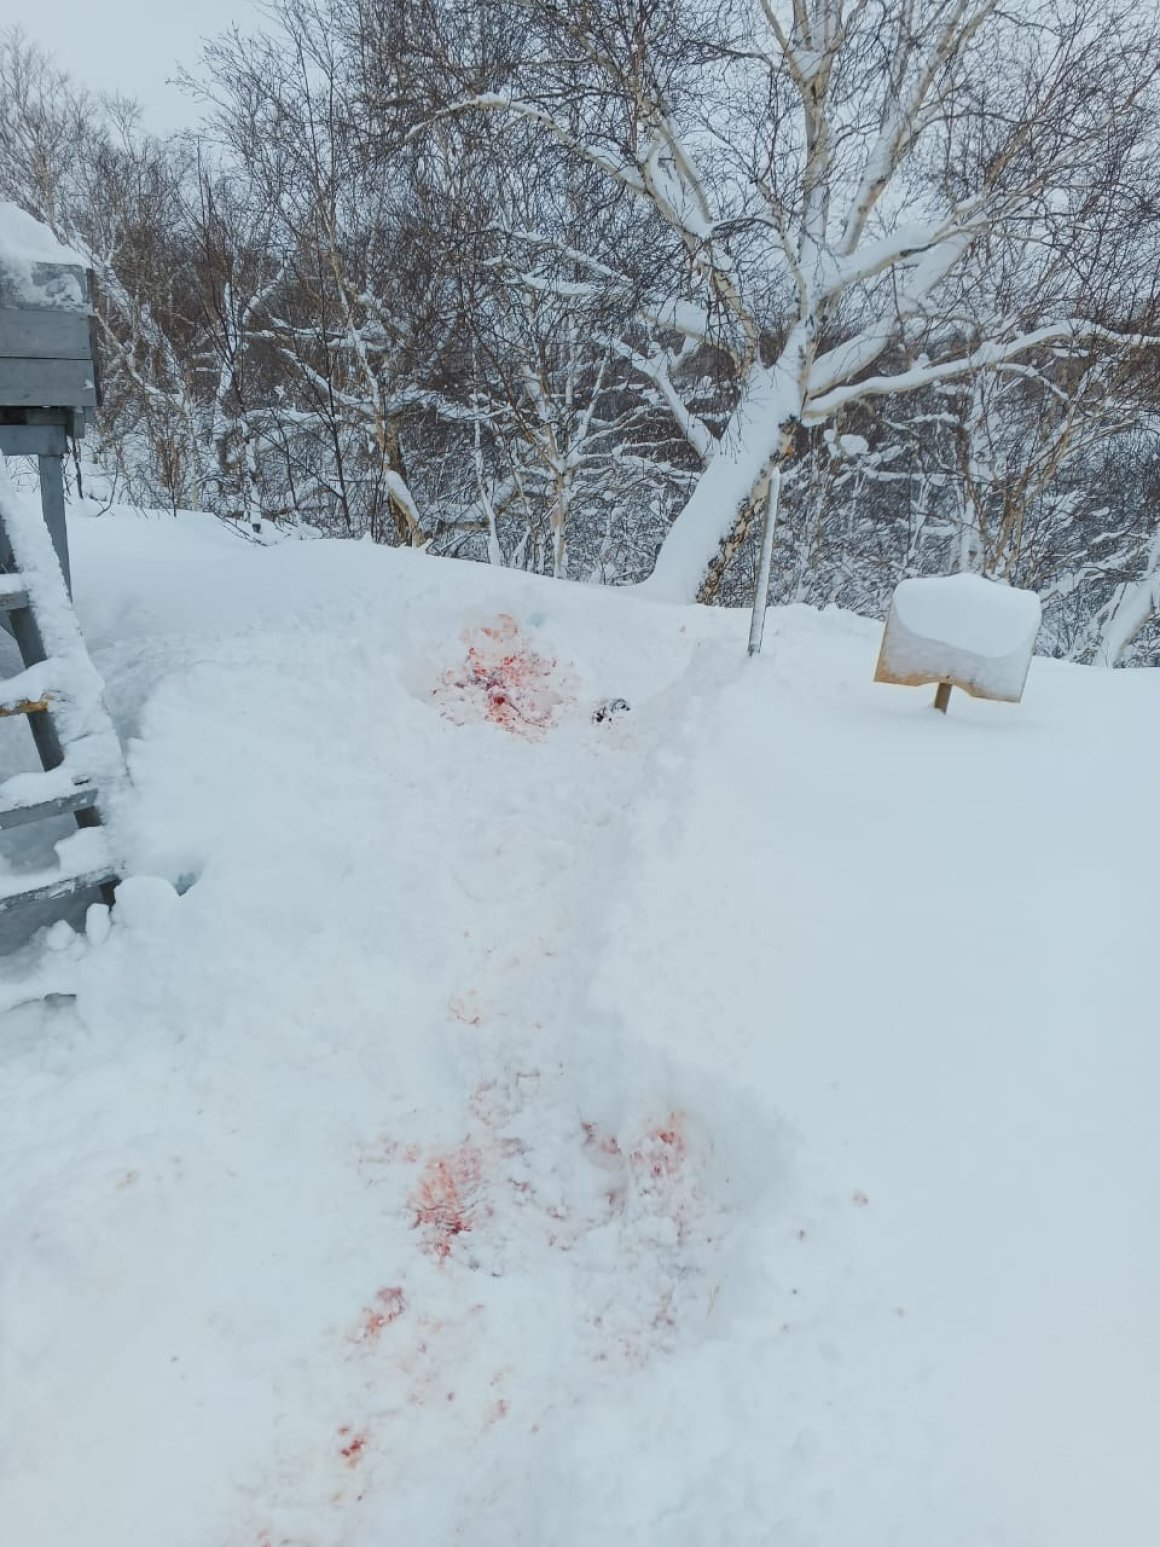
[3,0,1160,661]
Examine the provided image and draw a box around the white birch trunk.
[639,357,802,603]
[1094,522,1160,666]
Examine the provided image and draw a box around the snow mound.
[876,572,1042,701]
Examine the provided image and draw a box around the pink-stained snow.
[879,571,1042,700]
[1,503,1158,1545]
[430,612,578,738]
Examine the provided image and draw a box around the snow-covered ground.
[2,503,1158,1546]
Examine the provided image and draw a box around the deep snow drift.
[1,504,1158,1546]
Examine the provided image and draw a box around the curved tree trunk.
[640,354,803,605]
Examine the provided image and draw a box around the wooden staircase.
[0,459,123,915]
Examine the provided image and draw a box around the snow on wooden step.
[875,573,1042,703]
[0,763,100,827]
[0,459,125,784]
[0,659,56,716]
[0,824,114,908]
[0,573,29,611]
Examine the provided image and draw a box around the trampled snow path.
[2,507,1159,1546]
[0,529,763,1546]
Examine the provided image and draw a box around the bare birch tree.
[426,0,1160,600]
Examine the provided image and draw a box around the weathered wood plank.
[0,308,92,361]
[0,583,31,611]
[0,357,97,409]
[38,453,71,594]
[0,864,118,912]
[0,423,69,456]
[0,786,100,829]
[0,696,52,717]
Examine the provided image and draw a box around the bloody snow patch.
[336,1427,369,1466]
[355,1286,407,1345]
[578,1110,721,1364]
[432,614,574,737]
[409,1145,485,1259]
[632,1115,688,1182]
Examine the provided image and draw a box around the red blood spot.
[582,1120,622,1159]
[338,1429,368,1465]
[358,1285,407,1343]
[632,1112,687,1179]
[410,1145,483,1259]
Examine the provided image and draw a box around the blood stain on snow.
[432,614,573,738]
[356,1285,407,1343]
[633,1113,688,1179]
[337,1427,369,1466]
[582,1120,623,1160]
[410,1144,484,1259]
[578,1110,724,1363]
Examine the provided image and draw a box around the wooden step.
[0,825,116,910]
[0,863,117,912]
[0,664,56,717]
[0,782,100,829]
[0,575,29,612]
[0,694,51,717]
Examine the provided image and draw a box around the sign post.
[747,470,782,658]
[874,574,1042,710]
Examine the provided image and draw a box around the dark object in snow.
[592,698,631,724]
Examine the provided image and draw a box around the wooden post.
[933,681,952,713]
[747,469,782,657]
[37,453,71,595]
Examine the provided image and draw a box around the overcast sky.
[0,0,258,133]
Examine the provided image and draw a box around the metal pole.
[747,468,782,657]
[37,453,71,596]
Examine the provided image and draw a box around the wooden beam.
[38,452,71,593]
[0,423,68,456]
[0,786,100,829]
[0,357,97,409]
[0,308,93,361]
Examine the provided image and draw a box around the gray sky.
[0,0,258,133]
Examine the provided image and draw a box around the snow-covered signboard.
[0,205,100,588]
[874,574,1042,710]
[0,203,89,313]
[0,204,97,424]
